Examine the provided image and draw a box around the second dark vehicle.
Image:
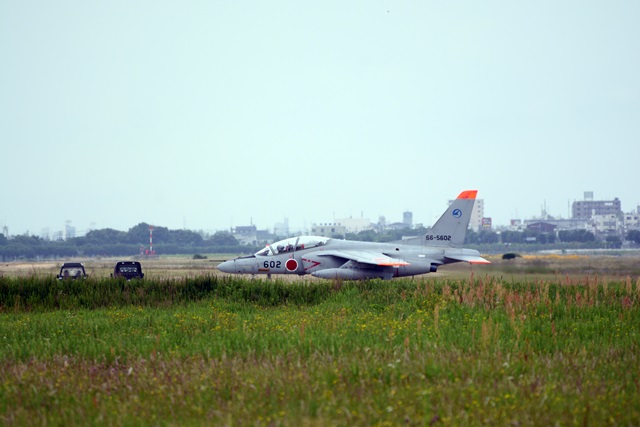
[111,261,144,280]
[57,262,87,280]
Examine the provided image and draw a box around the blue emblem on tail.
[452,209,462,218]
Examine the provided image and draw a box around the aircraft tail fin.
[424,190,477,247]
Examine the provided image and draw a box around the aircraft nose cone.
[217,260,235,273]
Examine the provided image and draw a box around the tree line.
[0,223,251,260]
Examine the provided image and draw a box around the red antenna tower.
[148,225,156,255]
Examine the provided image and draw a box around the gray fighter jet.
[217,190,490,280]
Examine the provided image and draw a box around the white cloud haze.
[1,1,638,236]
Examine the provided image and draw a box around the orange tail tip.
[457,190,478,199]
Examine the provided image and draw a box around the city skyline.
[2,190,635,239]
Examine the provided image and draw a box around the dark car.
[111,261,144,280]
[56,262,87,280]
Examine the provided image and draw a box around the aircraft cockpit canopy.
[255,236,329,256]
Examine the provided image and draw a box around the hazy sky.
[1,1,638,236]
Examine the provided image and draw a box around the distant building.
[256,229,276,244]
[387,222,410,231]
[472,199,485,231]
[402,211,413,228]
[273,218,289,237]
[312,216,374,236]
[232,225,257,245]
[523,218,589,231]
[572,192,622,220]
[526,222,557,233]
[311,223,346,237]
[333,217,372,234]
[592,213,621,236]
[624,212,640,231]
[64,222,76,240]
[508,219,523,231]
[378,211,414,232]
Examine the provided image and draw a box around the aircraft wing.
[318,250,410,267]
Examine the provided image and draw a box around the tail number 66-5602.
[425,235,451,241]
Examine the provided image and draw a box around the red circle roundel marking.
[285,259,298,272]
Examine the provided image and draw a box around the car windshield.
[254,236,330,256]
[61,267,83,277]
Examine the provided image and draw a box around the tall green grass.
[0,275,638,425]
[0,275,336,311]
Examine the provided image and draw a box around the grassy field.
[0,255,639,425]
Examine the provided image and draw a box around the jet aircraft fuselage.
[217,190,490,280]
[218,236,487,280]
